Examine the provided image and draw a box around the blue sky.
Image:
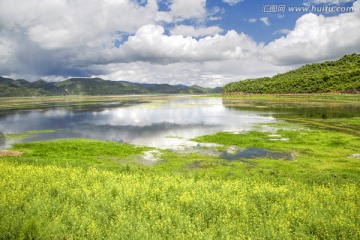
[207,0,355,43]
[0,0,359,87]
[206,0,288,43]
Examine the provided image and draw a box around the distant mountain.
[0,77,221,97]
[223,54,360,94]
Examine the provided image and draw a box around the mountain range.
[0,77,221,97]
[1,54,359,97]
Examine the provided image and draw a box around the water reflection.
[221,147,293,161]
[222,99,360,119]
[0,133,5,148]
[0,97,276,149]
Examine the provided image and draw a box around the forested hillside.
[223,54,360,94]
[0,77,219,97]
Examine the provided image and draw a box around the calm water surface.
[0,97,276,149]
[1,96,359,150]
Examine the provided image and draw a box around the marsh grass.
[277,117,360,136]
[0,95,175,111]
[193,125,360,184]
[9,139,149,171]
[6,130,56,141]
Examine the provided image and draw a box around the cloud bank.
[0,0,359,87]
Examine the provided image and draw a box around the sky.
[0,0,359,87]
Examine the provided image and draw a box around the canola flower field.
[0,121,359,239]
[0,161,358,239]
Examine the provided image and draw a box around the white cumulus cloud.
[95,60,290,88]
[170,25,223,37]
[106,24,260,63]
[272,29,291,35]
[247,18,257,23]
[260,17,270,26]
[222,0,244,6]
[0,0,359,87]
[263,0,360,65]
[170,0,206,20]
[306,0,354,5]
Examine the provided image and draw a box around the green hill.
[223,54,360,94]
[0,77,56,97]
[0,77,220,97]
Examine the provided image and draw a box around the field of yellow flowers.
[1,160,358,239]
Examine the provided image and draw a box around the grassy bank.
[222,93,360,102]
[221,94,360,137]
[0,94,358,111]
[0,122,359,239]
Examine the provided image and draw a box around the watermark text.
[262,5,353,13]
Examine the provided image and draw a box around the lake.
[1,96,359,150]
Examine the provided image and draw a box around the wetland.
[0,94,359,239]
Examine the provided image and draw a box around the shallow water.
[221,147,293,161]
[1,96,359,150]
[0,97,276,149]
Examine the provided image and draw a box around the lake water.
[0,97,278,150]
[1,96,359,150]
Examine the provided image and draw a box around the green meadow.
[0,95,359,239]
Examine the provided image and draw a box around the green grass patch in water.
[9,138,149,171]
[192,124,360,184]
[6,129,57,141]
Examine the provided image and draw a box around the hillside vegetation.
[223,54,360,94]
[0,77,220,97]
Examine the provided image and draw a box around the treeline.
[223,54,360,94]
